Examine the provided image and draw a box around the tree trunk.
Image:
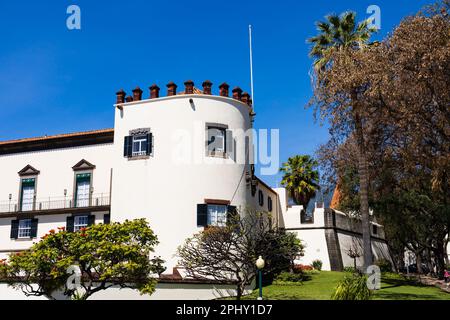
[433,239,446,280]
[424,248,434,276]
[416,252,423,274]
[235,284,242,300]
[354,109,373,271]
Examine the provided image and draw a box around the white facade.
[110,95,254,269]
[0,84,279,299]
[0,282,253,300]
[275,188,392,271]
[0,142,113,260]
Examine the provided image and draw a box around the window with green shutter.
[124,131,152,158]
[197,204,236,228]
[75,173,91,208]
[20,178,36,211]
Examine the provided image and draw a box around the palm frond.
[308,10,376,68]
[327,14,341,29]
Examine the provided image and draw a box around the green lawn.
[241,271,450,300]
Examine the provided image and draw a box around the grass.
[240,271,450,300]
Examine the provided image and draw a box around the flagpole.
[249,25,255,113]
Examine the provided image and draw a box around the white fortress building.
[0,79,390,299]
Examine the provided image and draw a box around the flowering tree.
[0,219,165,300]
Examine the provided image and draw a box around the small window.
[258,190,264,206]
[132,135,148,157]
[268,196,273,212]
[372,225,378,235]
[207,127,226,154]
[124,132,152,158]
[74,215,89,232]
[207,204,227,227]
[18,219,32,238]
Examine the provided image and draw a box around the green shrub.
[343,266,356,273]
[303,269,321,275]
[273,271,309,285]
[331,273,372,300]
[375,259,392,272]
[0,260,8,280]
[312,259,323,271]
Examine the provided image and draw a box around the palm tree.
[308,11,375,71]
[280,155,320,209]
[308,12,376,270]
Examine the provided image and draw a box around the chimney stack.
[125,96,134,103]
[184,80,194,94]
[149,84,160,99]
[167,81,178,96]
[232,87,243,101]
[202,80,212,95]
[132,87,143,101]
[241,92,251,105]
[219,83,229,97]
[116,89,126,104]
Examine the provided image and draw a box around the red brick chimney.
[241,92,251,105]
[219,83,229,97]
[232,87,243,101]
[125,96,133,103]
[167,82,178,96]
[116,89,126,104]
[132,87,143,101]
[184,80,194,94]
[149,84,160,99]
[202,80,213,95]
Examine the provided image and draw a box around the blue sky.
[0,0,432,186]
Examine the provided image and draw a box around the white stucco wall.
[282,206,331,270]
[0,93,285,299]
[0,143,113,205]
[0,143,113,254]
[111,94,253,272]
[293,229,331,270]
[0,282,253,300]
[278,196,393,271]
[337,232,392,268]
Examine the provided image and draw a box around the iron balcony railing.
[0,193,110,214]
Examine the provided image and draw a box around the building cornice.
[114,93,252,112]
[0,129,114,156]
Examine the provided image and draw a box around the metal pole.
[258,270,263,300]
[249,25,255,112]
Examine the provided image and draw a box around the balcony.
[0,193,110,216]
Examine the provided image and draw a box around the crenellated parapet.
[115,80,253,109]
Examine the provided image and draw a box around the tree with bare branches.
[177,210,304,299]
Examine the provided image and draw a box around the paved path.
[411,275,450,293]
